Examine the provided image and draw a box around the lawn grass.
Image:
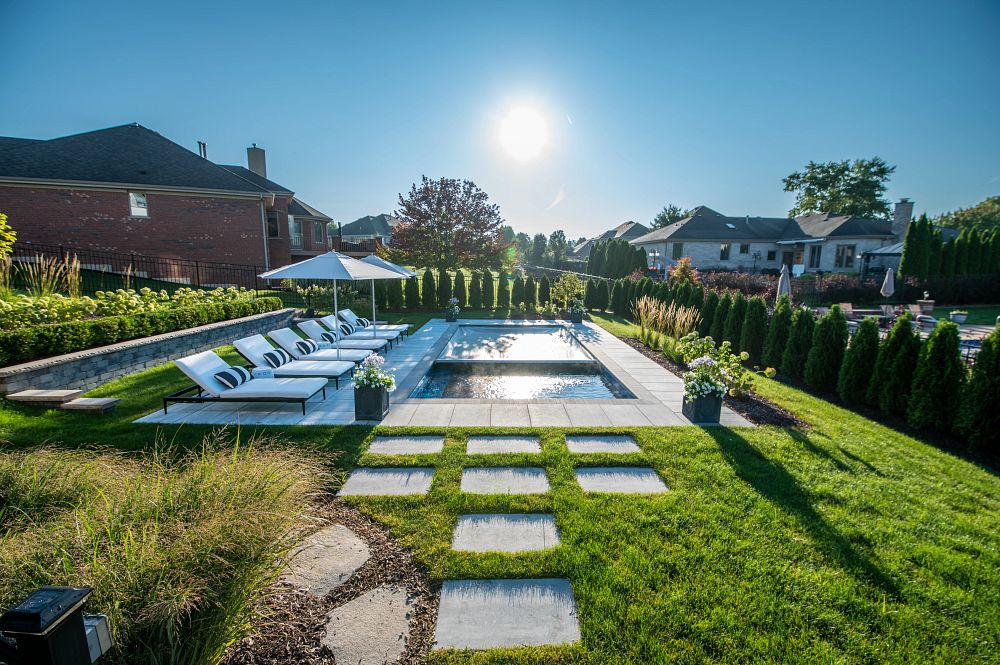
[932,304,1000,325]
[1,312,998,663]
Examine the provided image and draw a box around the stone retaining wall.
[0,308,296,395]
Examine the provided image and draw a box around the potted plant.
[949,310,968,324]
[568,297,585,323]
[916,291,935,315]
[445,296,460,322]
[680,356,726,423]
[353,354,395,421]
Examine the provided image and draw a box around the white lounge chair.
[165,350,327,415]
[233,335,354,388]
[268,327,371,363]
[336,308,410,335]
[319,315,402,345]
[297,319,391,352]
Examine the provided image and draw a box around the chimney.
[247,143,267,178]
[197,141,207,159]
[893,198,914,242]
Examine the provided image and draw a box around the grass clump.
[0,433,325,665]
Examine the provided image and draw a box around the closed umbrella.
[360,255,417,333]
[776,264,792,304]
[880,268,895,299]
[259,252,402,359]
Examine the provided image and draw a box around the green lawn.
[932,305,1000,326]
[1,313,998,663]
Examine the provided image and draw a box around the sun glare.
[498,107,549,161]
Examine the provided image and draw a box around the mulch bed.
[223,499,438,665]
[622,337,807,428]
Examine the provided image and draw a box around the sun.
[498,107,549,161]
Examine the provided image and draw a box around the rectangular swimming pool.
[411,324,635,399]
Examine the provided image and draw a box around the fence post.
[194,261,201,287]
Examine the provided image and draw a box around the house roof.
[570,221,651,257]
[218,165,293,194]
[631,205,894,244]
[338,213,398,237]
[0,137,41,151]
[288,197,331,221]
[0,124,273,194]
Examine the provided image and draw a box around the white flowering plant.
[353,354,396,391]
[568,297,585,314]
[682,356,727,399]
[676,332,771,398]
[446,296,460,317]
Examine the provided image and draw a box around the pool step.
[6,389,84,405]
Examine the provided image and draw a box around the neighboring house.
[860,222,959,278]
[335,213,400,244]
[570,221,650,260]
[630,201,913,275]
[0,123,330,269]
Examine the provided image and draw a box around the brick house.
[630,202,912,275]
[0,123,331,270]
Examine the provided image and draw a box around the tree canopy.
[934,195,1000,233]
[0,212,15,256]
[391,176,506,270]
[782,157,895,220]
[650,204,689,229]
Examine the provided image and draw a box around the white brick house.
[631,203,909,275]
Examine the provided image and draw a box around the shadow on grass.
[785,428,852,473]
[705,426,899,597]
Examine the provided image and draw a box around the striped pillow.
[295,339,318,355]
[320,330,338,343]
[357,317,371,327]
[339,322,355,337]
[262,348,292,368]
[214,366,252,389]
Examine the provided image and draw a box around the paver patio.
[460,467,550,494]
[574,466,668,494]
[338,467,435,496]
[451,514,560,552]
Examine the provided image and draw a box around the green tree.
[780,307,815,381]
[524,276,537,307]
[866,313,921,416]
[584,279,597,310]
[966,228,982,274]
[529,234,548,266]
[548,230,568,267]
[954,230,969,276]
[783,157,895,220]
[934,195,1000,233]
[804,305,849,392]
[589,242,606,277]
[740,297,768,366]
[538,275,551,304]
[404,276,420,309]
[837,317,880,405]
[595,279,609,311]
[650,204,689,229]
[469,271,483,309]
[908,321,964,433]
[762,295,792,368]
[709,292,732,342]
[688,284,704,310]
[422,269,436,308]
[437,268,452,306]
[900,215,929,277]
[611,279,627,317]
[482,270,495,309]
[453,270,467,306]
[511,275,525,306]
[0,212,14,256]
[392,176,506,270]
[387,278,404,310]
[699,291,719,337]
[927,226,943,277]
[723,292,747,347]
[955,326,1000,451]
[497,275,511,308]
[940,238,957,278]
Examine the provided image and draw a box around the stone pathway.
[368,435,445,455]
[452,514,560,552]
[575,466,668,494]
[460,467,550,494]
[467,435,541,454]
[322,584,415,665]
[565,434,641,454]
[338,467,435,496]
[281,525,370,597]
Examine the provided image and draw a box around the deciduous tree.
[783,158,895,220]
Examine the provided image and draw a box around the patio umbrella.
[880,268,895,299]
[259,252,402,359]
[776,264,792,304]
[359,255,417,332]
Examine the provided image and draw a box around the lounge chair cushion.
[214,366,252,389]
[302,348,372,362]
[272,360,354,378]
[263,348,292,368]
[296,339,319,355]
[220,377,327,400]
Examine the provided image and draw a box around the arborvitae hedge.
[422,269,436,308]
[469,272,483,309]
[655,282,671,304]
[804,305,849,392]
[405,276,420,309]
[454,270,467,306]
[497,275,511,308]
[956,326,1000,452]
[611,279,626,317]
[723,292,747,347]
[698,291,719,337]
[762,295,791,368]
[709,293,731,341]
[907,321,964,433]
[837,317,880,405]
[374,281,388,310]
[482,270,495,309]
[538,275,551,304]
[387,279,404,310]
[437,268,452,306]
[596,280,609,311]
[866,313,921,416]
[780,307,815,380]
[524,276,537,307]
[688,285,704,310]
[512,275,525,306]
[584,280,597,310]
[740,296,768,365]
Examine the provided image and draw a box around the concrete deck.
[135,318,751,427]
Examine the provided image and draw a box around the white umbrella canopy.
[259,252,404,358]
[776,264,792,303]
[360,255,418,278]
[880,268,896,299]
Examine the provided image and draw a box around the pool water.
[411,363,632,399]
[439,325,591,362]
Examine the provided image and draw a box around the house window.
[834,244,856,268]
[808,245,823,268]
[267,212,279,238]
[720,243,731,261]
[767,250,776,261]
[671,242,684,260]
[289,216,303,250]
[739,243,750,254]
[128,191,148,217]
[313,221,324,243]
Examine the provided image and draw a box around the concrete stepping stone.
[467,435,541,455]
[6,389,83,403]
[322,584,414,664]
[368,435,444,455]
[281,525,370,596]
[460,467,549,495]
[60,397,121,413]
[434,578,580,650]
[338,467,435,496]
[575,467,668,494]
[565,434,640,454]
[452,514,560,552]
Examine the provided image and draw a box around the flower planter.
[446,312,457,322]
[354,386,389,421]
[681,395,722,424]
[916,299,935,315]
[569,312,584,323]
[949,313,967,324]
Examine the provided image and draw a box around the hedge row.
[0,297,283,366]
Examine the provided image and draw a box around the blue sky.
[2,0,997,238]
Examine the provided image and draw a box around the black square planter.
[681,395,722,424]
[354,386,389,421]
[446,312,457,322]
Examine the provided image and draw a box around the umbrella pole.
[371,280,377,338]
[333,279,341,361]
